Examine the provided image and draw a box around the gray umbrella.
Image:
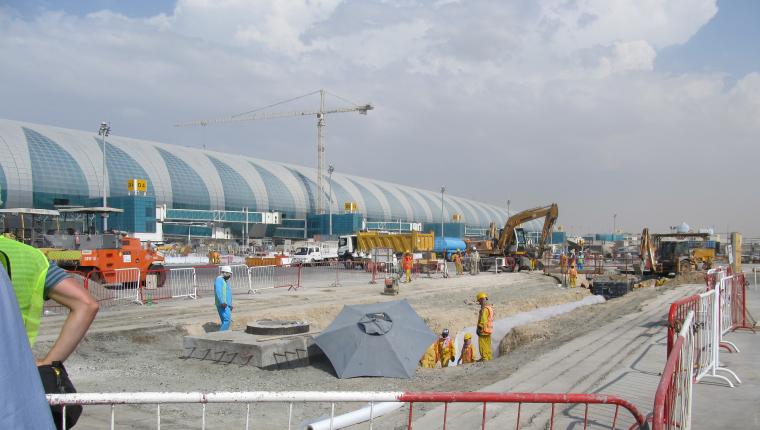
[315,300,436,379]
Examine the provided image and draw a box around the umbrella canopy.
[315,300,436,379]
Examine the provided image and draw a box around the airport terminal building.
[0,119,534,240]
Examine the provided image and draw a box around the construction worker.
[577,251,585,271]
[452,249,463,275]
[568,264,578,288]
[402,250,413,283]
[437,328,456,367]
[0,266,57,429]
[420,341,438,368]
[1,236,99,429]
[476,292,494,361]
[215,266,234,331]
[457,333,476,365]
[0,236,99,363]
[470,246,480,275]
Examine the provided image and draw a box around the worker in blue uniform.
[214,266,233,331]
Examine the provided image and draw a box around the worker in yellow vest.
[476,292,494,361]
[457,333,476,364]
[568,264,578,288]
[419,341,438,368]
[436,328,456,367]
[0,236,99,362]
[452,249,463,275]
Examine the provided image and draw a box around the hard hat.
[472,246,476,250]
[476,292,488,301]
[456,248,460,252]
[464,333,472,340]
[220,265,232,274]
[406,249,410,253]
[442,328,449,337]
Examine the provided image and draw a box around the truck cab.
[338,235,365,261]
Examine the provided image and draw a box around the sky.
[0,0,758,236]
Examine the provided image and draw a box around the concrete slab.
[182,330,322,369]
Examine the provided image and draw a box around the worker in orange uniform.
[402,250,413,283]
[420,341,438,368]
[452,249,463,275]
[476,292,494,361]
[437,328,456,367]
[568,264,578,288]
[457,333,476,364]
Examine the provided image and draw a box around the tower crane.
[175,89,373,214]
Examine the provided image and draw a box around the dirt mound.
[498,321,551,355]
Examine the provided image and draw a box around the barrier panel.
[717,274,739,352]
[667,287,740,387]
[47,390,649,430]
[168,267,197,300]
[249,264,301,293]
[652,311,695,430]
[730,272,756,332]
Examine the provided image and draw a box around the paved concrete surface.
[413,285,695,429]
[691,277,760,429]
[412,280,759,429]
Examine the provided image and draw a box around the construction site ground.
[34,269,760,429]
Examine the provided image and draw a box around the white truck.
[338,235,366,261]
[290,242,339,265]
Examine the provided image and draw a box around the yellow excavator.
[490,203,559,271]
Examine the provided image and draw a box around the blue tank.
[434,237,467,259]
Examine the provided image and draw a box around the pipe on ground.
[306,401,404,430]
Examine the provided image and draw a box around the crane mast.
[175,89,372,214]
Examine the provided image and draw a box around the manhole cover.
[246,319,310,336]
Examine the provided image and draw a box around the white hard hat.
[220,265,232,274]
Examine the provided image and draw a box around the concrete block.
[182,330,322,369]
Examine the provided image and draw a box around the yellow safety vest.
[0,236,49,346]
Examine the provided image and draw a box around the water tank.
[676,222,690,234]
[434,237,467,257]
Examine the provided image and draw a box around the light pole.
[507,199,511,216]
[328,164,334,237]
[98,122,111,232]
[440,186,446,239]
[613,213,617,235]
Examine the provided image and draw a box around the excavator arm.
[495,203,559,257]
[640,228,657,274]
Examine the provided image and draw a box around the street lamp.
[98,122,111,232]
[613,213,617,235]
[507,199,511,216]
[328,164,334,237]
[440,186,446,239]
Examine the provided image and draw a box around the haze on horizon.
[1,0,758,236]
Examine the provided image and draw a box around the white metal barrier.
[695,286,741,387]
[673,311,695,430]
[47,391,407,430]
[249,265,276,293]
[718,274,740,352]
[653,311,696,430]
[112,268,142,305]
[169,268,197,299]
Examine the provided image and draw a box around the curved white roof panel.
[0,119,542,230]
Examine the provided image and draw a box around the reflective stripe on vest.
[479,304,494,335]
[0,236,49,346]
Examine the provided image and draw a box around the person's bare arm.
[37,278,99,365]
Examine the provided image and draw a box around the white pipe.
[47,391,404,406]
[306,402,404,430]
